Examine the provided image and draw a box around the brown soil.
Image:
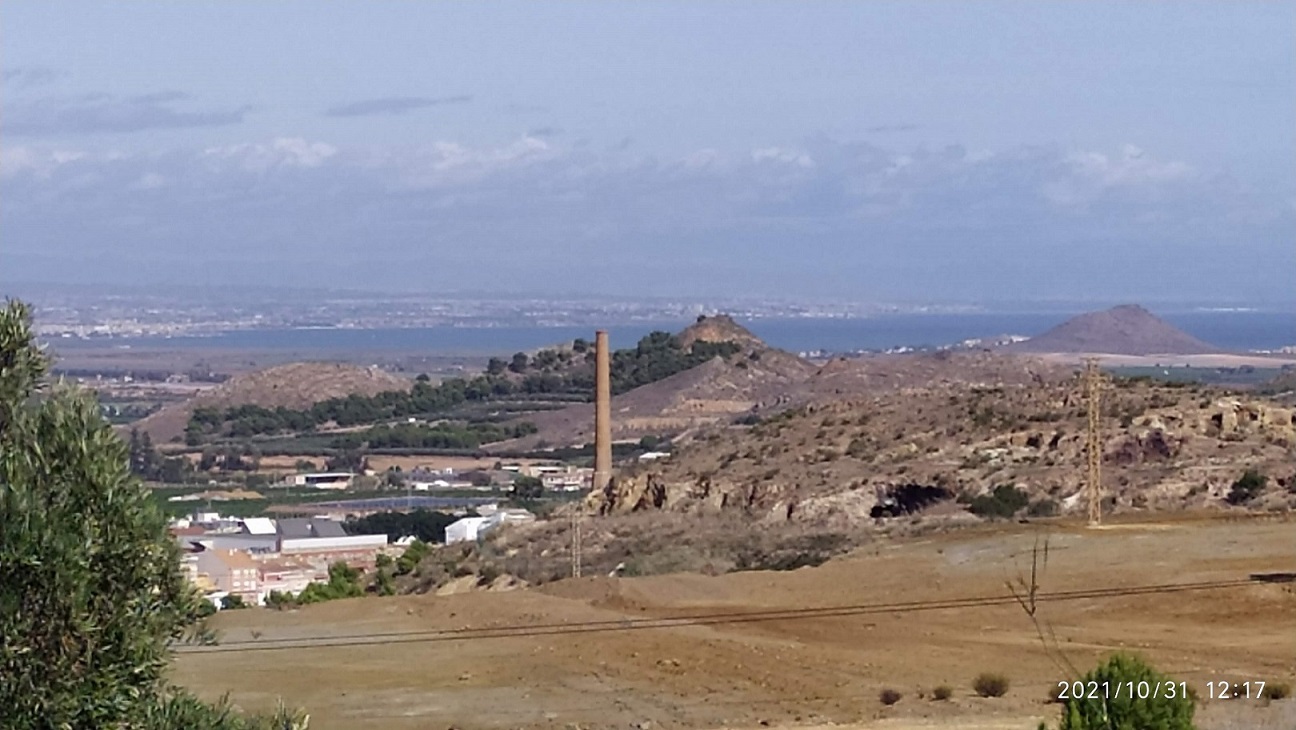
[503,350,1070,451]
[174,516,1296,730]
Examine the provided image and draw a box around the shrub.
[968,485,1030,519]
[1027,498,1059,517]
[1056,654,1193,730]
[1262,682,1290,701]
[973,672,1010,698]
[879,688,902,706]
[220,594,247,610]
[1226,468,1267,505]
[932,685,953,701]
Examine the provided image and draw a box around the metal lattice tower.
[571,508,583,578]
[1084,358,1103,527]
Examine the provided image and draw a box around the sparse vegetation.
[879,688,902,705]
[932,685,953,701]
[973,672,1010,698]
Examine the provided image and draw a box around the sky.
[2,2,1293,305]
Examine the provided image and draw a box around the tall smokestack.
[593,330,613,491]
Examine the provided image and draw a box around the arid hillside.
[495,316,818,449]
[589,377,1296,527]
[500,318,1073,451]
[1005,304,1221,355]
[132,362,409,442]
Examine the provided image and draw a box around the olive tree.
[0,299,306,729]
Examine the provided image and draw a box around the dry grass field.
[175,515,1295,730]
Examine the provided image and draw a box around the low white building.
[444,508,535,545]
[444,516,491,545]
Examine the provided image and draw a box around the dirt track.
[174,517,1296,730]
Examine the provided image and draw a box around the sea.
[58,311,1296,356]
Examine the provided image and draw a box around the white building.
[444,509,535,545]
[444,516,491,545]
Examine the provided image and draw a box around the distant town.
[25,288,991,339]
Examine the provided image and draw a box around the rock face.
[1006,304,1221,355]
[584,379,1296,522]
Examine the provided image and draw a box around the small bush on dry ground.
[973,672,1010,698]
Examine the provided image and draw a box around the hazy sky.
[3,2,1293,303]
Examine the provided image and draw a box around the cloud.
[323,95,473,117]
[526,126,563,138]
[201,137,339,171]
[1,66,63,87]
[2,136,1289,300]
[866,123,919,134]
[2,92,249,135]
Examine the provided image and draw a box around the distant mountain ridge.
[1005,304,1222,355]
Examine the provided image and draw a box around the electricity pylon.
[571,506,583,578]
[1084,358,1103,527]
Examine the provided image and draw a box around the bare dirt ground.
[175,516,1295,730]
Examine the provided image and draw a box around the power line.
[177,576,1255,655]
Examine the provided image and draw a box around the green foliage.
[296,561,365,604]
[345,509,462,544]
[1056,654,1194,730]
[0,299,302,728]
[183,330,743,442]
[609,332,742,395]
[374,568,396,596]
[324,448,368,473]
[220,594,248,610]
[511,474,545,501]
[1226,468,1267,505]
[140,693,311,729]
[128,427,196,483]
[968,485,1031,519]
[973,672,1011,698]
[331,420,537,450]
[395,540,431,576]
[264,590,295,610]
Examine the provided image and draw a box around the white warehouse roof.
[240,517,277,535]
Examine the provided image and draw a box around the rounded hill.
[132,362,409,443]
[1006,304,1221,355]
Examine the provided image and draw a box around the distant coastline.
[44,311,1296,357]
